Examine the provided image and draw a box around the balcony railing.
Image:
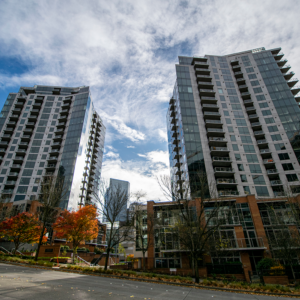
[260,149,270,154]
[207,128,223,133]
[209,137,226,142]
[251,122,261,127]
[204,112,220,116]
[202,104,218,108]
[206,120,222,124]
[214,167,233,172]
[200,89,215,93]
[216,179,236,184]
[212,157,231,162]
[254,130,264,135]
[263,158,274,164]
[267,169,278,174]
[257,139,267,144]
[210,147,228,151]
[270,180,282,185]
[246,106,255,111]
[218,190,239,196]
[220,237,265,250]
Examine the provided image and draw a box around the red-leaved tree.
[0,212,47,255]
[53,205,98,263]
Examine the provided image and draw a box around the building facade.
[167,47,300,199]
[0,85,105,211]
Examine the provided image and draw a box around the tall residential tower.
[167,47,300,199]
[0,85,105,211]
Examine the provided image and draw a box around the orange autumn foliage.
[53,205,98,256]
[0,212,47,254]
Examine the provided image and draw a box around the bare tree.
[35,167,68,261]
[157,172,233,283]
[92,179,133,270]
[130,191,157,271]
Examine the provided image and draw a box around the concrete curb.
[1,260,300,298]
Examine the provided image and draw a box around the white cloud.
[158,129,168,142]
[138,150,169,166]
[105,151,120,159]
[127,145,135,148]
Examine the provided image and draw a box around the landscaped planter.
[263,276,289,285]
[110,264,129,270]
[50,258,72,264]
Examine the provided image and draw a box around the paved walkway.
[0,263,294,299]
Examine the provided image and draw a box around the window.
[216,81,221,86]
[219,95,225,102]
[235,154,241,161]
[47,134,53,138]
[278,153,290,160]
[39,120,48,126]
[230,135,236,142]
[37,170,43,175]
[17,186,28,194]
[254,87,263,93]
[221,103,227,108]
[22,169,33,176]
[20,178,30,185]
[244,186,251,194]
[32,186,38,192]
[251,80,259,86]
[232,144,239,151]
[1,169,7,174]
[4,161,9,166]
[229,96,239,103]
[247,155,259,163]
[42,155,47,159]
[268,125,278,132]
[218,88,224,94]
[259,102,268,109]
[244,61,252,67]
[223,75,232,81]
[255,186,269,197]
[241,136,252,143]
[286,174,298,182]
[0,177,3,183]
[227,89,237,95]
[32,140,42,146]
[282,163,294,171]
[265,117,275,124]
[238,127,250,134]
[241,55,249,61]
[243,145,255,153]
[213,68,218,73]
[35,178,40,184]
[225,82,234,88]
[28,154,38,160]
[7,153,12,158]
[30,147,40,153]
[275,143,285,151]
[252,175,266,185]
[238,164,244,171]
[236,119,247,126]
[46,141,51,145]
[256,94,266,101]
[228,126,233,132]
[34,133,44,139]
[233,111,244,118]
[241,175,247,182]
[248,74,257,80]
[39,162,45,167]
[262,110,271,116]
[224,111,229,116]
[44,147,49,152]
[49,128,54,132]
[271,134,282,141]
[25,162,35,168]
[225,118,231,124]
[249,164,262,173]
[232,104,242,110]
[15,133,20,138]
[246,67,254,73]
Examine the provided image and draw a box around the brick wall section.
[147,201,155,269]
[263,276,289,285]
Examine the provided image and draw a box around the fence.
[206,263,243,274]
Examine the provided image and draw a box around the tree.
[92,179,133,270]
[0,212,47,254]
[35,168,68,261]
[0,194,13,224]
[53,205,98,263]
[131,191,156,271]
[157,173,233,283]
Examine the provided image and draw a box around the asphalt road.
[0,263,295,300]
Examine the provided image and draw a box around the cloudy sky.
[0,0,300,201]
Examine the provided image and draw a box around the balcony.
[218,190,239,197]
[0,148,6,153]
[199,88,215,96]
[234,71,243,79]
[5,181,16,185]
[256,139,268,147]
[2,189,14,194]
[26,121,36,127]
[12,107,22,114]
[219,237,265,250]
[236,78,246,85]
[291,85,300,95]
[198,81,213,89]
[260,148,271,155]
[273,52,284,60]
[57,122,66,128]
[61,103,71,110]
[287,78,299,88]
[274,191,285,197]
[28,115,37,121]
[232,65,241,72]
[210,146,229,155]
[60,108,69,115]
[203,111,221,119]
[0,141,9,147]
[8,172,18,177]
[277,59,288,67]
[194,61,209,69]
[246,106,256,113]
[10,114,19,121]
[230,59,239,66]
[280,64,291,73]
[19,141,29,146]
[205,120,222,129]
[207,128,224,137]
[214,167,234,176]
[241,92,251,100]
[14,155,25,161]
[196,74,212,82]
[209,137,227,144]
[30,109,40,115]
[200,96,217,104]
[238,84,248,92]
[266,169,279,176]
[11,164,22,169]
[202,104,219,111]
[270,180,282,186]
[23,128,33,133]
[195,67,210,76]
[244,99,253,106]
[251,122,262,129]
[46,164,56,169]
[55,128,64,133]
[253,130,264,138]
[263,158,275,165]
[248,114,259,121]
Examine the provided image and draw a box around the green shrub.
[256,258,276,272]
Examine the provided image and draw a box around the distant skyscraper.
[0,85,105,211]
[104,178,130,222]
[167,47,300,199]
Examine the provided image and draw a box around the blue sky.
[1,0,300,200]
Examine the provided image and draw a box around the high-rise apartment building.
[0,85,105,211]
[167,47,300,199]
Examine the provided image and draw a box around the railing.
[197,74,211,78]
[0,246,12,255]
[216,179,236,184]
[207,128,223,133]
[241,92,251,96]
[76,255,91,266]
[251,122,261,126]
[234,71,243,75]
[202,104,218,108]
[226,237,265,249]
[201,96,216,100]
[206,120,222,124]
[254,130,264,135]
[281,64,291,69]
[46,164,56,168]
[6,181,16,185]
[198,81,213,85]
[214,167,233,172]
[239,84,247,89]
[194,61,208,65]
[260,149,270,153]
[8,172,18,176]
[204,112,220,116]
[218,190,239,196]
[263,158,274,163]
[274,191,285,197]
[257,139,267,144]
[16,149,26,152]
[200,88,215,93]
[11,164,22,168]
[246,107,255,111]
[211,147,228,151]
[267,169,278,174]
[3,189,14,193]
[26,122,35,125]
[236,78,245,82]
[270,180,282,185]
[0,141,8,145]
[0,148,6,152]
[209,137,226,142]
[244,99,253,104]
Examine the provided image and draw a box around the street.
[0,263,294,299]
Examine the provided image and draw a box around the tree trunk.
[73,245,78,264]
[142,251,146,271]
[104,248,110,270]
[13,240,20,255]
[194,256,200,284]
[291,265,296,282]
[35,223,46,261]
